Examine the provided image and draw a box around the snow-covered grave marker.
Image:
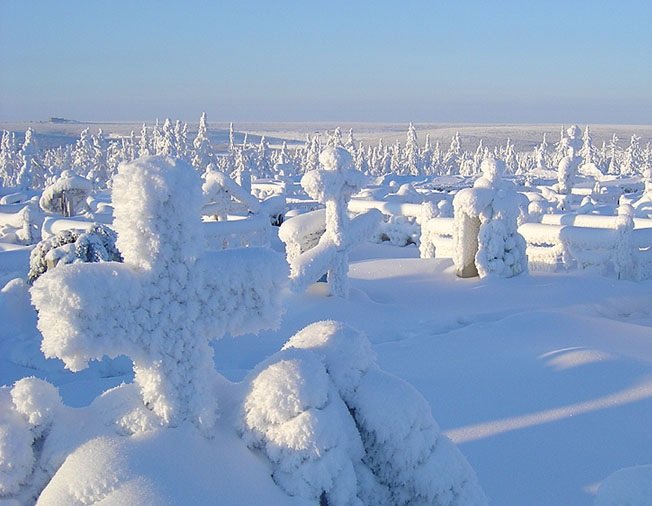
[31,156,287,429]
[452,156,527,278]
[289,147,381,297]
[202,163,261,222]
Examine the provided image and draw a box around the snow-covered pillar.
[614,200,635,280]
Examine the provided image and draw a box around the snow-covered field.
[1,121,652,505]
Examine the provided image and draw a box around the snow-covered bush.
[27,223,120,283]
[242,320,487,505]
[0,378,62,497]
[453,156,527,278]
[31,156,287,429]
[39,170,92,217]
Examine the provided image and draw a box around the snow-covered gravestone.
[295,147,381,297]
[31,156,287,429]
[453,156,527,278]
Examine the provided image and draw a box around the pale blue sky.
[1,0,651,123]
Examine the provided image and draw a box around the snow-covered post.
[453,156,527,278]
[614,200,635,280]
[298,147,380,297]
[31,156,287,429]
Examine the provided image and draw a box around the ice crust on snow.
[31,156,287,428]
[242,320,486,505]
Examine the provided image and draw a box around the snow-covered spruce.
[39,170,93,217]
[241,320,486,505]
[452,156,527,278]
[27,223,121,283]
[31,156,287,429]
[292,147,381,297]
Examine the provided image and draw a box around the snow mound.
[242,320,486,505]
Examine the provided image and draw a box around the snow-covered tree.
[192,113,214,171]
[138,123,151,157]
[443,132,462,175]
[28,224,121,283]
[17,128,38,189]
[404,123,420,175]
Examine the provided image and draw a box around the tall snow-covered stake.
[31,156,287,429]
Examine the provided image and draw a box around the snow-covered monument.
[452,156,527,278]
[286,147,381,297]
[31,156,288,429]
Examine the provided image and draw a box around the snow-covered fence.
[419,217,455,259]
[517,222,567,270]
[0,206,39,244]
[519,204,652,279]
[41,215,111,239]
[202,213,271,250]
[278,208,326,263]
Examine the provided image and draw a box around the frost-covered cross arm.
[31,262,141,372]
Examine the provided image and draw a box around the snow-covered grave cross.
[292,147,381,297]
[31,156,287,429]
[202,163,261,221]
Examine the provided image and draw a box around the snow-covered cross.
[296,147,381,297]
[31,156,287,429]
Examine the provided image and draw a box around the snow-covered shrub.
[293,147,381,297]
[453,156,527,278]
[31,156,287,429]
[242,320,487,505]
[39,170,92,217]
[0,378,62,497]
[27,223,120,283]
[242,348,364,505]
[374,215,419,246]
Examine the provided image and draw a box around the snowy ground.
[213,242,652,505]
[2,237,652,504]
